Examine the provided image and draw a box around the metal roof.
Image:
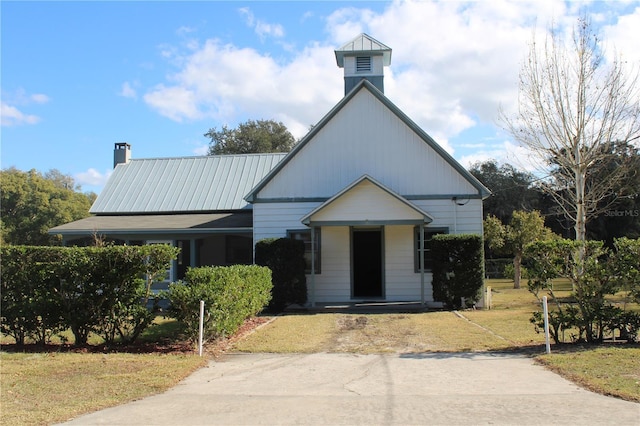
[91,153,286,214]
[49,213,252,236]
[335,33,392,67]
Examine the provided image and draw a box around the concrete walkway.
[60,351,639,425]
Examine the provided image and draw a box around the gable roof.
[301,175,434,226]
[92,153,286,214]
[335,33,392,67]
[245,80,490,202]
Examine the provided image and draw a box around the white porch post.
[420,223,425,305]
[310,225,316,307]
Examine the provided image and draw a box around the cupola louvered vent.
[356,56,371,72]
[335,34,392,95]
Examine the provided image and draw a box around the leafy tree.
[205,119,296,155]
[469,160,541,222]
[484,210,555,289]
[500,17,640,242]
[1,168,94,246]
[526,238,640,343]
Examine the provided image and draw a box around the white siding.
[384,225,427,301]
[310,179,424,223]
[413,199,483,235]
[343,55,385,76]
[314,226,351,302]
[253,202,320,243]
[258,89,478,200]
[252,199,483,304]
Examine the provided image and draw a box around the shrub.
[255,238,307,310]
[431,234,484,309]
[166,265,272,342]
[0,246,64,345]
[0,245,178,346]
[525,238,640,343]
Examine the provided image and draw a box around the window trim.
[414,227,449,273]
[287,228,321,274]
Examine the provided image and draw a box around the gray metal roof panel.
[49,212,253,236]
[90,153,286,214]
[335,33,392,67]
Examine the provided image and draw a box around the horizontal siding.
[253,202,320,243]
[384,225,429,301]
[311,179,424,223]
[253,199,482,304]
[313,227,352,302]
[413,199,483,235]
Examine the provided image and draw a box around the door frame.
[350,226,385,299]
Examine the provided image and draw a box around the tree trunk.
[513,253,522,289]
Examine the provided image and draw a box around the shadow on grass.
[1,318,193,355]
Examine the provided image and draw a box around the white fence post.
[542,296,551,354]
[198,300,205,357]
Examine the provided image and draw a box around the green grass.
[2,280,638,426]
[538,346,640,402]
[0,351,206,426]
[0,316,205,425]
[234,279,640,402]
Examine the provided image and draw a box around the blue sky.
[2,0,639,194]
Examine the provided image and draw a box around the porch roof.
[301,175,433,227]
[49,212,252,237]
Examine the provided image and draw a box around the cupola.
[335,33,392,95]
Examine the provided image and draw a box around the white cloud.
[1,102,40,126]
[74,168,112,188]
[192,144,209,156]
[144,39,341,136]
[459,140,541,175]
[239,7,285,41]
[30,93,50,104]
[140,0,640,152]
[603,5,640,67]
[119,81,137,99]
[1,89,50,126]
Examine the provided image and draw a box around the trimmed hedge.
[1,245,178,345]
[431,234,484,310]
[166,265,272,342]
[255,238,307,310]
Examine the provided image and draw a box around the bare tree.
[501,17,640,241]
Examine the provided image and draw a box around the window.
[414,228,448,272]
[226,235,253,265]
[356,56,371,72]
[146,240,174,293]
[288,229,321,274]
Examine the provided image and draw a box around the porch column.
[420,223,425,305]
[190,239,197,268]
[310,225,316,307]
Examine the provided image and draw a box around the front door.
[352,228,383,298]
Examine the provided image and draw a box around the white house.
[51,34,489,305]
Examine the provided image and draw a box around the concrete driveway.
[60,351,639,425]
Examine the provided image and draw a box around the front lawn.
[2,279,638,426]
[235,279,640,402]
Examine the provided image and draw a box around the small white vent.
[356,56,371,72]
